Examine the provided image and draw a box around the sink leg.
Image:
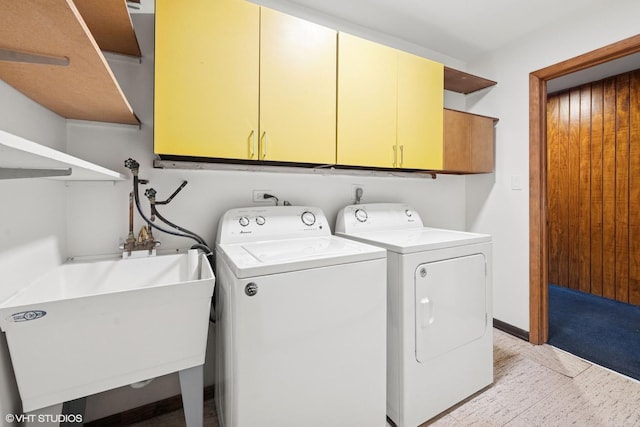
[179,365,204,427]
[61,397,86,426]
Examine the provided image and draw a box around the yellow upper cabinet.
[259,8,337,164]
[155,1,336,163]
[337,33,398,168]
[337,33,444,169]
[155,0,447,170]
[397,51,443,170]
[154,0,259,159]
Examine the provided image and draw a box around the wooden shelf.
[0,0,139,125]
[75,0,142,57]
[0,129,126,181]
[444,67,497,94]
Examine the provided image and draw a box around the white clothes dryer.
[336,203,493,427]
[215,206,387,427]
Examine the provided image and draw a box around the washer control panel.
[335,203,423,234]
[354,208,368,223]
[301,211,316,226]
[217,206,330,244]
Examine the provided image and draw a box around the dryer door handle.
[420,297,433,328]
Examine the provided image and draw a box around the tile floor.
[132,328,640,427]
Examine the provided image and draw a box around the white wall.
[464,0,640,330]
[0,81,68,424]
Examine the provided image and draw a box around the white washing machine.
[336,203,493,427]
[215,206,387,427]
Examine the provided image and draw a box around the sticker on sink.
[9,310,46,322]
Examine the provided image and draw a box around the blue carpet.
[548,284,640,381]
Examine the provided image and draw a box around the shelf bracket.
[0,48,70,66]
[0,167,72,180]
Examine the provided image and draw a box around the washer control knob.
[255,216,266,226]
[238,216,250,227]
[405,209,413,218]
[355,208,368,223]
[301,211,316,226]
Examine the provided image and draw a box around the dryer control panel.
[217,206,330,244]
[335,203,424,234]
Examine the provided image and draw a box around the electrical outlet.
[252,190,272,203]
[351,184,365,203]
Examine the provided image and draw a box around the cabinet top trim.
[445,108,499,122]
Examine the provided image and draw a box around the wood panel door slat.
[579,86,592,294]
[602,78,617,300]
[558,93,571,287]
[568,89,582,290]
[629,70,640,305]
[615,74,630,303]
[548,96,560,286]
[591,82,604,297]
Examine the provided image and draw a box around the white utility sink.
[0,250,215,415]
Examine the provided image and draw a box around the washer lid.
[337,227,491,254]
[216,236,385,278]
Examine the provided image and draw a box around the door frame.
[529,34,640,344]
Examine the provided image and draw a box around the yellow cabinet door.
[259,8,337,164]
[337,33,397,168]
[155,0,259,159]
[397,51,444,169]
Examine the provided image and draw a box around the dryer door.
[415,254,487,362]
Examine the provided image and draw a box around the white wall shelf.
[0,129,125,181]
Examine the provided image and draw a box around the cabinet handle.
[249,130,256,159]
[400,145,404,167]
[261,131,268,160]
[392,145,397,168]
